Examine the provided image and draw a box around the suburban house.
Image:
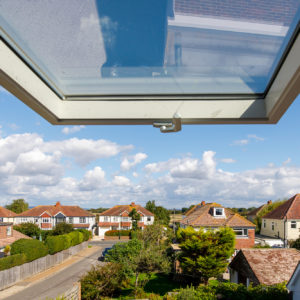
[180,202,256,249]
[229,248,300,287]
[260,194,300,243]
[287,261,300,300]
[247,200,272,222]
[14,202,95,231]
[0,222,31,256]
[98,202,154,238]
[0,206,17,223]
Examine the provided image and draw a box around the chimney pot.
[55,201,61,207]
[130,202,135,206]
[267,200,272,205]
[201,201,206,206]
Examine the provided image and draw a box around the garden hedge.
[105,230,130,237]
[10,239,48,262]
[76,229,90,241]
[0,253,27,271]
[69,231,84,246]
[45,235,66,255]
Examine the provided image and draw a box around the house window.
[147,217,151,222]
[104,216,109,221]
[42,218,50,223]
[21,218,27,222]
[34,218,39,223]
[113,216,118,222]
[263,220,266,228]
[213,207,225,217]
[112,226,118,230]
[6,226,12,236]
[233,228,248,237]
[291,221,297,229]
[80,217,86,223]
[69,217,73,224]
[272,222,274,231]
[122,217,129,221]
[0,217,3,222]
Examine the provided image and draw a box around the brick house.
[0,222,31,255]
[0,206,17,223]
[14,202,95,231]
[98,202,154,238]
[260,194,300,243]
[180,202,256,249]
[229,248,300,287]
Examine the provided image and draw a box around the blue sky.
[0,86,300,209]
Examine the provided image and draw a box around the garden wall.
[0,241,88,291]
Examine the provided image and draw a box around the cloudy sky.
[0,87,300,209]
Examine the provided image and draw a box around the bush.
[0,253,27,271]
[52,222,74,236]
[77,229,90,241]
[81,263,125,299]
[69,231,84,246]
[45,235,66,254]
[13,222,40,238]
[105,230,130,237]
[62,234,72,249]
[10,239,48,262]
[41,230,53,241]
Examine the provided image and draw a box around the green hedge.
[76,229,90,241]
[105,230,130,236]
[10,239,48,262]
[45,235,66,255]
[69,231,84,246]
[0,253,27,271]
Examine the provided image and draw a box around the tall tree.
[5,199,29,213]
[145,200,170,226]
[177,227,235,284]
[129,208,141,231]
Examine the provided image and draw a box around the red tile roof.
[0,206,17,218]
[0,230,31,248]
[247,204,266,217]
[98,222,119,227]
[72,224,89,228]
[263,194,300,219]
[16,202,94,218]
[99,203,154,217]
[230,249,300,285]
[181,202,255,228]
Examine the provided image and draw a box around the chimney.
[201,201,206,206]
[55,201,61,207]
[267,200,272,205]
[130,202,135,207]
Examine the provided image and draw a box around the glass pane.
[0,0,299,96]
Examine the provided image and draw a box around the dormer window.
[213,207,225,218]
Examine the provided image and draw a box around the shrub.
[45,235,66,254]
[81,263,125,299]
[4,245,11,255]
[52,222,74,236]
[13,222,40,238]
[62,234,72,249]
[69,231,83,246]
[76,229,90,241]
[41,230,53,241]
[0,253,27,271]
[105,230,130,237]
[10,239,48,262]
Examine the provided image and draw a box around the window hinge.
[153,113,182,133]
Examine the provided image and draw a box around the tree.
[129,208,141,231]
[145,200,170,226]
[81,263,125,299]
[291,238,300,250]
[5,199,29,213]
[177,227,235,284]
[13,222,40,238]
[52,222,74,235]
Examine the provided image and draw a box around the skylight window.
[0,1,299,130]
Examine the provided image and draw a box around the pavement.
[0,239,122,300]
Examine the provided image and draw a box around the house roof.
[180,202,255,228]
[230,249,300,285]
[16,202,94,218]
[247,204,266,217]
[0,206,17,218]
[263,194,300,219]
[99,202,154,217]
[0,230,31,248]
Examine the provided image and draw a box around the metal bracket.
[153,113,182,133]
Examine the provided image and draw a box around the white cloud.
[233,134,264,146]
[112,175,131,186]
[132,172,139,178]
[233,139,249,146]
[221,158,236,164]
[79,167,106,191]
[62,126,85,135]
[248,134,265,141]
[121,153,147,171]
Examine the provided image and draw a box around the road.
[2,240,121,300]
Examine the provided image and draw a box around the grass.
[88,245,92,248]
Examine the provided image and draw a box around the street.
[1,240,121,300]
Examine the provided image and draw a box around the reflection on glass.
[0,0,299,95]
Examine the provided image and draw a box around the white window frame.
[122,217,129,222]
[104,216,109,222]
[147,217,151,222]
[1,33,299,128]
[6,226,12,236]
[213,207,225,217]
[233,228,248,237]
[42,218,50,223]
[113,216,118,222]
[69,217,73,224]
[79,217,86,224]
[291,221,297,229]
[0,217,3,222]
